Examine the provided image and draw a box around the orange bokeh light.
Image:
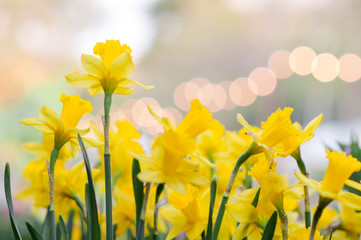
[289,46,317,75]
[338,54,361,83]
[248,67,277,96]
[311,53,339,82]
[229,77,257,106]
[267,50,293,79]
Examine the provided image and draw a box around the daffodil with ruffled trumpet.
[295,149,361,240]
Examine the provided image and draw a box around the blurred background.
[1,0,361,237]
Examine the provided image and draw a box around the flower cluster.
[4,39,361,240]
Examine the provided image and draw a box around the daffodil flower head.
[295,150,361,209]
[321,149,361,194]
[66,39,153,96]
[21,93,92,151]
[237,107,322,158]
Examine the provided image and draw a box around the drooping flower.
[66,40,153,96]
[20,93,95,157]
[237,107,322,158]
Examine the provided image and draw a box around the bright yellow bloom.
[162,185,208,240]
[137,99,217,193]
[339,205,361,236]
[137,131,207,193]
[20,94,94,156]
[295,150,361,209]
[289,227,322,240]
[237,107,322,157]
[66,40,153,96]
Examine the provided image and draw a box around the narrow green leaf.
[56,223,61,240]
[4,162,22,240]
[66,210,74,239]
[251,188,261,207]
[78,134,101,240]
[41,206,50,239]
[206,176,218,240]
[59,215,69,240]
[329,230,333,240]
[261,211,277,240]
[132,158,144,232]
[26,221,43,240]
[80,210,87,240]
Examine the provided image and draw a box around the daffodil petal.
[137,169,165,183]
[113,86,134,95]
[20,118,53,134]
[65,71,100,88]
[40,105,63,131]
[81,54,107,78]
[345,179,361,192]
[108,51,134,80]
[237,113,255,133]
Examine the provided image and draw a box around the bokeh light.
[248,67,277,96]
[289,46,317,75]
[311,53,339,82]
[229,77,257,106]
[338,54,361,83]
[267,50,293,79]
[219,81,237,110]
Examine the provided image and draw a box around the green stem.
[206,176,218,240]
[278,209,288,240]
[211,148,252,240]
[291,149,311,228]
[137,182,151,240]
[48,147,60,240]
[104,92,113,240]
[245,166,252,189]
[309,197,331,240]
[154,184,164,240]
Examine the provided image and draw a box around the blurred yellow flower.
[91,120,144,187]
[66,40,153,96]
[162,185,208,240]
[295,150,361,209]
[18,161,91,219]
[237,107,322,158]
[20,93,94,156]
[289,227,322,240]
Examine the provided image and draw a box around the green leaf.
[80,210,87,240]
[261,211,277,240]
[78,134,101,240]
[26,221,43,240]
[132,158,144,232]
[4,162,23,240]
[251,188,261,207]
[206,176,218,240]
[66,211,74,240]
[59,215,69,240]
[41,207,50,239]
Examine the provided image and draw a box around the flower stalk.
[137,182,151,240]
[211,144,253,240]
[103,92,113,240]
[47,146,60,240]
[278,209,288,240]
[292,148,311,228]
[309,197,332,240]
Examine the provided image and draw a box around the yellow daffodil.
[289,227,322,240]
[237,107,322,158]
[23,134,71,162]
[18,161,92,219]
[20,93,94,157]
[137,131,207,194]
[66,40,153,96]
[91,120,144,187]
[338,205,361,237]
[295,150,361,209]
[161,185,208,240]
